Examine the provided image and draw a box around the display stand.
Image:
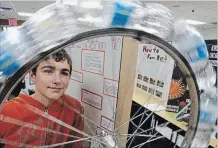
[133,88,217,148]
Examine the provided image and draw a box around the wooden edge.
[210,138,217,148]
[115,37,139,147]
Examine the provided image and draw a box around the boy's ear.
[29,72,36,84]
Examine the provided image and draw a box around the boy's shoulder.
[1,95,28,118]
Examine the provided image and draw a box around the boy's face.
[31,58,71,102]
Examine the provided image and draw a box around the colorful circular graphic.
[169,79,185,100]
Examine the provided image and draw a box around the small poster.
[81,89,103,110]
[100,115,115,132]
[71,70,83,83]
[81,49,105,75]
[166,64,190,113]
[135,44,175,109]
[103,78,118,98]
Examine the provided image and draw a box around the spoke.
[120,121,170,137]
[115,59,166,137]
[20,103,90,137]
[130,120,148,132]
[125,111,154,148]
[62,100,101,131]
[145,136,165,143]
[0,115,107,147]
[90,140,98,148]
[113,109,150,133]
[130,122,169,148]
[123,60,178,147]
[104,44,158,145]
[120,134,155,140]
[83,119,96,136]
[0,138,34,148]
[0,115,81,139]
[42,135,115,148]
[110,48,149,134]
[136,122,170,136]
[131,131,159,148]
[41,135,101,148]
[105,97,116,132]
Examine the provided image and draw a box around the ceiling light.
[18,12,33,17]
[79,1,103,9]
[58,0,78,5]
[181,20,206,25]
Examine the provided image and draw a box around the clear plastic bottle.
[172,21,217,90]
[0,28,23,83]
[0,27,36,83]
[191,87,218,148]
[196,62,217,90]
[172,21,209,74]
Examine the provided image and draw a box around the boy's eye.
[61,71,69,76]
[44,70,53,73]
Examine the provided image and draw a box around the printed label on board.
[103,78,118,98]
[81,49,105,75]
[100,116,114,132]
[71,70,83,83]
[81,89,103,110]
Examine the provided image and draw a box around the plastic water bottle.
[0,27,36,83]
[195,62,217,90]
[172,21,217,90]
[172,21,208,74]
[191,87,218,147]
[0,28,22,83]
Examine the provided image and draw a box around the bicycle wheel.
[0,28,199,148]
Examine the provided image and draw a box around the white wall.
[198,27,217,40]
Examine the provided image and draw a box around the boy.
[0,49,83,147]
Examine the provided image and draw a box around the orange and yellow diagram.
[169,78,186,100]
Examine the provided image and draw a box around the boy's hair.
[32,49,72,75]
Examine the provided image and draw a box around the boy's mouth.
[48,87,62,90]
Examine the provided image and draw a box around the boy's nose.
[52,73,62,84]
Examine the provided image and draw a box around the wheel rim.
[0,28,200,148]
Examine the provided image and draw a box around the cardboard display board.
[64,36,123,139]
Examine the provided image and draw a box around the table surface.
[132,88,217,148]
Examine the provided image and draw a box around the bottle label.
[111,2,134,27]
[200,110,216,124]
[0,53,20,77]
[187,44,207,62]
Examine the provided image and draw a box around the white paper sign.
[100,115,114,132]
[71,70,83,83]
[135,44,174,108]
[82,49,105,75]
[81,89,103,110]
[103,78,118,98]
